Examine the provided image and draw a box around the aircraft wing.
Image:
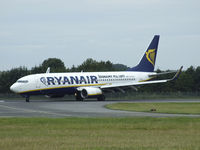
[101,66,183,89]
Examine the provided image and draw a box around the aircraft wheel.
[25,96,30,102]
[75,92,84,101]
[97,95,105,101]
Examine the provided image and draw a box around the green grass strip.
[0,117,200,150]
[106,102,200,114]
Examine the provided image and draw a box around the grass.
[106,102,200,114]
[0,117,200,150]
[106,92,200,100]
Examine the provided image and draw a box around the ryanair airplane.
[10,35,182,102]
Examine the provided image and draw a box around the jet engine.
[78,87,102,98]
[76,87,105,101]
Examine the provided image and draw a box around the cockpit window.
[17,80,28,83]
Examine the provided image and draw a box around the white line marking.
[0,104,71,117]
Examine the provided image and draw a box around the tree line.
[0,58,199,93]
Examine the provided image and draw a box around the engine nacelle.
[77,87,102,99]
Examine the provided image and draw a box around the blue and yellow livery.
[128,35,159,72]
[10,35,182,102]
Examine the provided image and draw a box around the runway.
[0,99,200,118]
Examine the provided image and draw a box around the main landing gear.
[75,92,84,101]
[25,95,30,102]
[97,95,105,101]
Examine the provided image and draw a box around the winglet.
[168,66,183,81]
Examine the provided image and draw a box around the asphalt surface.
[0,99,200,118]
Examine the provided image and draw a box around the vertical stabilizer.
[128,35,160,72]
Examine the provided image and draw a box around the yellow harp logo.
[145,49,156,66]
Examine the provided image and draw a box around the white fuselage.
[10,71,153,95]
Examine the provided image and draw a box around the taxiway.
[0,99,200,118]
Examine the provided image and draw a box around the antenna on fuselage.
[46,67,50,73]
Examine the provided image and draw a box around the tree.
[112,64,129,71]
[0,67,29,93]
[1,56,200,94]
[41,58,66,73]
[194,66,200,91]
[72,58,117,72]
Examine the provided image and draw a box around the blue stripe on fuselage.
[20,86,77,96]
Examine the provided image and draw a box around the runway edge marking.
[0,104,71,117]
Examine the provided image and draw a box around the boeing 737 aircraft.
[10,35,182,102]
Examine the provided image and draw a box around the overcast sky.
[0,0,199,71]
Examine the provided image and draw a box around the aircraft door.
[36,77,42,88]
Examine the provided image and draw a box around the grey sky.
[0,0,200,71]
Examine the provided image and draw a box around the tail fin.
[128,35,160,72]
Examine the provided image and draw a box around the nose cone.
[10,83,17,93]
